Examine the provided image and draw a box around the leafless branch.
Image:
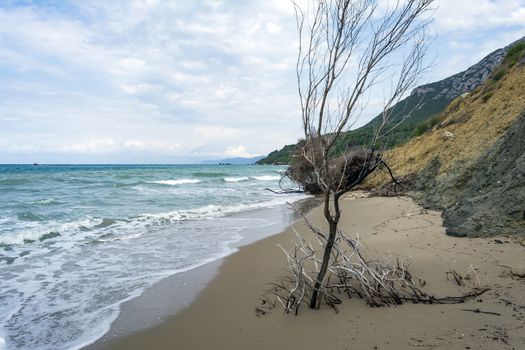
[288,0,435,308]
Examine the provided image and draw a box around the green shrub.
[482,91,494,103]
[488,42,525,83]
[412,123,429,137]
[503,42,525,67]
[429,115,442,128]
[492,67,507,82]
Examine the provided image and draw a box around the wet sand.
[88,195,525,350]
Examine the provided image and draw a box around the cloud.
[434,0,525,32]
[224,145,254,158]
[0,0,304,163]
[0,138,181,155]
[426,0,525,79]
[0,0,524,163]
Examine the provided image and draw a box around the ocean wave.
[23,195,307,245]
[0,217,98,246]
[137,194,307,225]
[223,177,249,183]
[94,218,118,229]
[252,175,281,181]
[0,193,307,247]
[16,211,44,222]
[0,164,310,350]
[148,179,201,186]
[29,198,57,205]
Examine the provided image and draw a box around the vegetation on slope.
[257,43,512,165]
[256,144,297,165]
[257,84,454,165]
[367,44,525,236]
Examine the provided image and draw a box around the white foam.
[223,177,249,182]
[0,217,10,225]
[0,215,249,349]
[0,193,306,247]
[0,168,309,349]
[29,198,57,205]
[252,175,281,181]
[0,217,97,246]
[138,194,307,225]
[149,179,201,186]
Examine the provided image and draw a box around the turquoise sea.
[0,164,305,350]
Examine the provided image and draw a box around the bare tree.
[291,0,434,309]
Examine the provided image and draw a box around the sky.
[1,0,524,164]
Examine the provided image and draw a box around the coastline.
[88,195,525,350]
[85,198,315,349]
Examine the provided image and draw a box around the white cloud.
[427,0,525,80]
[434,0,525,32]
[0,138,181,155]
[224,145,254,158]
[69,139,118,154]
[0,0,303,162]
[0,0,524,163]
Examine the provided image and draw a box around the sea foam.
[0,164,303,350]
[223,177,249,182]
[29,198,57,205]
[252,175,281,181]
[149,179,201,186]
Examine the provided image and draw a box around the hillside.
[368,42,525,237]
[255,144,295,165]
[257,39,519,165]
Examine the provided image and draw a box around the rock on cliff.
[441,111,525,237]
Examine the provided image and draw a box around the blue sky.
[1,0,524,163]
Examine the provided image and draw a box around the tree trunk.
[309,193,339,308]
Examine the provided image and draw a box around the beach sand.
[89,195,525,350]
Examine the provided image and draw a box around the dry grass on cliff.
[367,64,525,188]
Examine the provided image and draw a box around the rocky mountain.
[257,36,524,165]
[412,47,506,100]
[368,40,525,237]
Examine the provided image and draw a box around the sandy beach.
[89,195,525,350]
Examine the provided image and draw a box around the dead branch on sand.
[258,220,489,316]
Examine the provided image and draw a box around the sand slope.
[93,196,525,350]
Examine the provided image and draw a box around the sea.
[0,164,306,350]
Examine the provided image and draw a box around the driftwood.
[265,187,304,195]
[447,269,466,286]
[461,308,501,316]
[258,220,489,316]
[446,266,481,286]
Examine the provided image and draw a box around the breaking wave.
[223,177,249,182]
[148,179,201,186]
[252,175,281,181]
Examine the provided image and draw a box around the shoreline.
[88,195,525,350]
[85,198,316,349]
